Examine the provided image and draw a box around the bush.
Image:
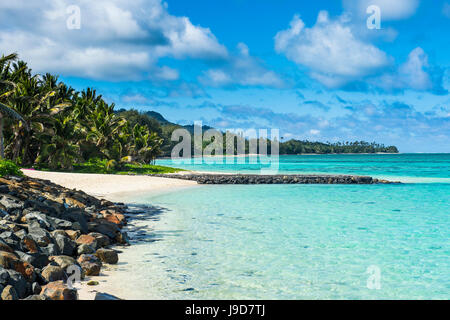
[0,159,23,177]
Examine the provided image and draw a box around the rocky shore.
[0,175,130,300]
[152,173,398,184]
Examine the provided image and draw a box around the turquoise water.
[156,153,450,183]
[112,154,449,299]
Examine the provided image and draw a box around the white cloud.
[121,94,150,104]
[343,0,420,20]
[0,0,227,80]
[275,11,390,88]
[373,47,440,92]
[200,42,284,88]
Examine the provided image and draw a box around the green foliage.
[0,53,165,172]
[69,159,184,174]
[0,159,23,177]
[279,140,399,154]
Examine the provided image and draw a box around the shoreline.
[22,170,198,201]
[20,169,199,300]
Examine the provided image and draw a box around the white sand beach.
[22,169,198,201]
[21,169,198,300]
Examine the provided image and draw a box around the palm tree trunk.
[0,113,4,159]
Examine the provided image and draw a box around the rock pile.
[0,175,129,300]
[153,174,398,184]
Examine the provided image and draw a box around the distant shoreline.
[157,152,401,159]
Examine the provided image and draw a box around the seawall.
[152,174,398,184]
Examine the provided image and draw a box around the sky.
[0,0,449,152]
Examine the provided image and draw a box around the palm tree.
[85,101,126,159]
[5,74,69,164]
[35,116,81,170]
[0,102,25,159]
[0,53,27,159]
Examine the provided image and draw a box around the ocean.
[107,154,449,299]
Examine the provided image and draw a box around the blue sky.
[1,0,449,152]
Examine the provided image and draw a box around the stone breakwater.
[152,174,398,184]
[0,175,129,300]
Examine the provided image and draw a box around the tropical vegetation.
[0,53,167,173]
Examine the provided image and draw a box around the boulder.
[40,280,78,300]
[5,270,27,299]
[49,217,73,230]
[77,254,102,276]
[88,232,110,248]
[90,221,120,239]
[60,209,88,233]
[23,199,58,216]
[40,244,60,257]
[101,209,126,226]
[0,194,24,212]
[0,238,14,253]
[94,292,121,300]
[48,255,77,271]
[1,284,18,300]
[24,212,53,230]
[65,230,81,241]
[0,231,21,249]
[0,250,19,269]
[95,248,118,264]
[41,265,65,282]
[51,230,67,238]
[115,231,129,245]
[32,282,41,295]
[11,258,35,282]
[27,222,53,247]
[75,234,97,249]
[14,229,27,240]
[0,267,10,286]
[77,244,95,255]
[55,234,76,256]
[23,294,49,300]
[26,252,49,269]
[21,235,39,253]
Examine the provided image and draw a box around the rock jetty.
[0,175,129,300]
[153,174,397,184]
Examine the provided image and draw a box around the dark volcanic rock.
[27,222,53,247]
[77,244,95,255]
[95,248,118,264]
[152,173,398,184]
[88,232,110,248]
[77,254,102,276]
[32,282,41,295]
[0,175,131,300]
[41,265,65,282]
[0,194,24,212]
[6,269,28,299]
[41,280,78,300]
[40,243,61,257]
[48,255,78,271]
[94,292,121,300]
[0,266,10,285]
[1,284,19,300]
[55,234,76,256]
[24,211,54,230]
[23,294,49,300]
[90,221,120,239]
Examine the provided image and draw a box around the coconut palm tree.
[0,102,25,159]
[35,115,81,170]
[0,53,27,159]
